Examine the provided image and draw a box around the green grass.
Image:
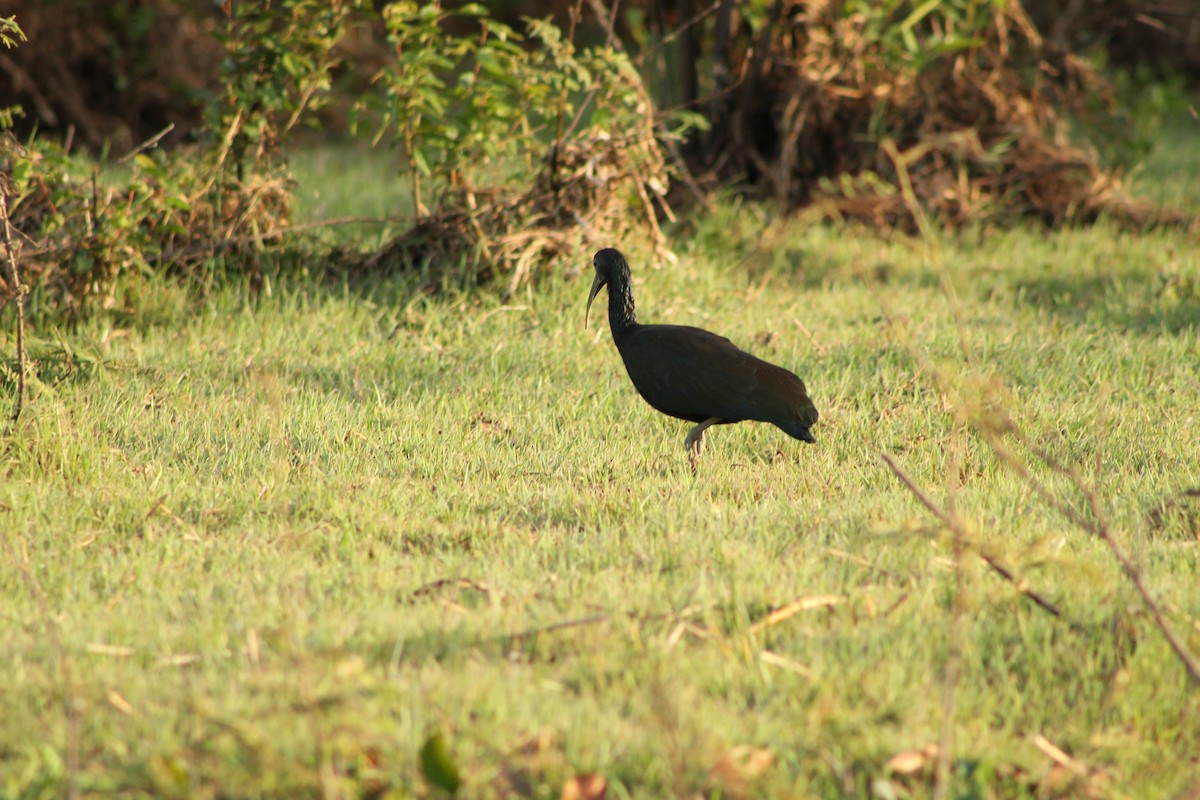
[2,134,1199,799]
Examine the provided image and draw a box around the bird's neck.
[607,275,637,338]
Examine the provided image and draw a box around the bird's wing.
[618,325,816,426]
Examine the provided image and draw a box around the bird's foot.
[685,431,703,476]
[685,417,721,475]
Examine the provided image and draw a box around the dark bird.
[586,247,818,470]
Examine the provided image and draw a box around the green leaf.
[419,733,462,795]
[899,0,942,34]
[411,148,431,176]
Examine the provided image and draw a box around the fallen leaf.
[560,772,607,800]
[710,745,774,797]
[107,689,135,715]
[885,744,938,775]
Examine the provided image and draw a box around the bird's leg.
[685,417,722,473]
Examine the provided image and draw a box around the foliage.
[0,138,291,317]
[210,0,361,174]
[0,1,366,317]
[2,1,684,313]
[655,0,1180,230]
[0,15,22,47]
[361,1,685,288]
[0,16,25,130]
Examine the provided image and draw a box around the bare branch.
[986,430,1200,685]
[881,452,1067,621]
[1,192,27,421]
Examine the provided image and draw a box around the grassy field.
[2,123,1199,799]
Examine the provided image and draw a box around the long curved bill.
[585,273,605,328]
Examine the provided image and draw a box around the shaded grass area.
[2,141,1199,798]
[1129,116,1200,216]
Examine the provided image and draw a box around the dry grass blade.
[757,649,813,677]
[410,577,494,602]
[502,614,612,643]
[1031,734,1087,776]
[748,596,840,633]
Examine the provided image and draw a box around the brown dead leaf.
[518,729,555,758]
[107,689,135,715]
[710,746,774,798]
[560,772,606,800]
[885,744,938,775]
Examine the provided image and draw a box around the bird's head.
[586,247,627,328]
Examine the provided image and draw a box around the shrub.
[653,0,1180,230]
[0,1,357,317]
[359,1,690,291]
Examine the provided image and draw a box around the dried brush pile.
[689,0,1185,230]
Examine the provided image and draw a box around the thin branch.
[933,429,965,800]
[881,452,1067,620]
[503,613,611,643]
[1,192,27,421]
[550,0,587,194]
[630,0,724,69]
[987,431,1200,685]
[883,253,1200,686]
[116,123,176,164]
[491,601,712,648]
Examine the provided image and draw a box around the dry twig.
[985,431,1200,685]
[882,280,1199,684]
[881,452,1067,621]
[1,192,27,421]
